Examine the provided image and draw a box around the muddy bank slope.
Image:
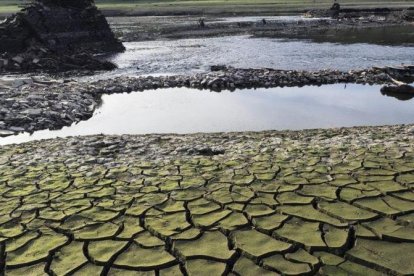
[110,9,414,43]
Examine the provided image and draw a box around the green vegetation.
[0,0,413,16]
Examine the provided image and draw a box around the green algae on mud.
[1,124,414,274]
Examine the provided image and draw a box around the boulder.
[381,84,414,95]
[0,0,124,73]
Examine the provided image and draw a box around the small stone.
[0,130,15,137]
[12,56,24,64]
[9,126,25,132]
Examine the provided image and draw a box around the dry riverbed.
[1,124,414,274]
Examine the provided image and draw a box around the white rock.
[0,130,15,137]
[12,56,24,64]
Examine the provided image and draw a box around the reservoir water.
[2,83,414,145]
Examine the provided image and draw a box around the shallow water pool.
[2,83,414,145]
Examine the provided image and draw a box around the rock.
[22,109,42,116]
[31,77,61,85]
[0,130,15,137]
[381,84,414,94]
[11,79,25,88]
[11,78,34,88]
[12,56,24,64]
[9,126,25,132]
[0,0,124,73]
[0,79,13,89]
[211,65,228,72]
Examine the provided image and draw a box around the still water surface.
[2,84,413,145]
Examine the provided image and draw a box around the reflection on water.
[2,84,414,145]
[88,35,414,80]
[382,90,414,101]
[381,83,414,101]
[266,25,414,46]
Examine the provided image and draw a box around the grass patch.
[0,0,412,16]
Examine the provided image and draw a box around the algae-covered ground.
[1,124,414,275]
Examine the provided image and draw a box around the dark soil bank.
[0,0,124,73]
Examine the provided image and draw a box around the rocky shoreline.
[0,6,412,73]
[1,65,413,137]
[0,5,412,74]
[2,123,413,158]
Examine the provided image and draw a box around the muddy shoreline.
[111,13,413,43]
[0,10,412,75]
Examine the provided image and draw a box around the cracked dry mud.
[1,124,414,275]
